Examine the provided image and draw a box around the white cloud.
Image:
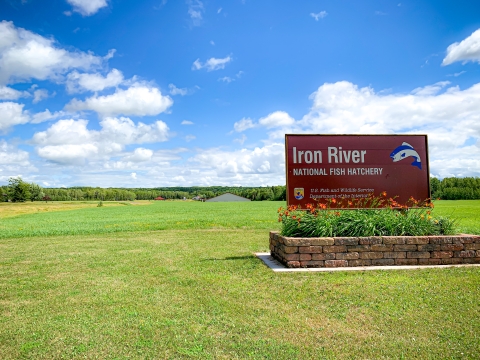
[0,140,30,167]
[100,116,169,144]
[185,135,196,142]
[181,120,194,125]
[192,59,202,70]
[192,56,232,71]
[0,102,30,132]
[33,119,94,146]
[33,89,50,103]
[219,76,233,83]
[259,80,480,177]
[191,143,285,177]
[187,0,204,26]
[234,134,247,145]
[169,83,188,96]
[31,109,67,124]
[301,81,480,139]
[195,80,480,181]
[37,143,99,165]
[33,117,170,164]
[220,71,243,83]
[443,29,480,66]
[0,21,103,85]
[447,71,466,77]
[411,81,450,96]
[124,148,153,162]
[259,111,295,128]
[0,85,28,100]
[234,117,256,132]
[310,11,327,21]
[131,172,137,180]
[104,49,116,60]
[66,0,108,16]
[65,83,173,117]
[66,69,123,93]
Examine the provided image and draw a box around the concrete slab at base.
[255,253,480,272]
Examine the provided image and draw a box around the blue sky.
[1,0,479,187]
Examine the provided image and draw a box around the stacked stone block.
[269,231,480,268]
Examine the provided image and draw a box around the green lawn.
[0,200,479,359]
[432,199,480,235]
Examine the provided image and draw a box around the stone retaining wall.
[269,231,480,268]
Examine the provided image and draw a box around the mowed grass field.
[0,200,479,359]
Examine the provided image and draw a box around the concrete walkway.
[255,252,480,272]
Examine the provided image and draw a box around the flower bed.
[269,231,480,268]
[278,195,456,238]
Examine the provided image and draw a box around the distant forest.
[1,179,286,202]
[430,177,480,200]
[3,177,480,202]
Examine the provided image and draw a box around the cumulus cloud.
[443,29,480,65]
[191,143,285,177]
[302,81,480,139]
[259,111,295,128]
[181,120,194,125]
[0,140,30,167]
[100,116,169,144]
[232,111,295,133]
[234,117,256,132]
[32,89,50,103]
[123,148,153,162]
[33,117,170,164]
[0,85,28,100]
[0,21,103,85]
[65,83,173,117]
[31,109,68,124]
[192,56,232,71]
[0,102,30,132]
[66,0,108,16]
[33,119,94,146]
[37,143,99,165]
[66,69,123,93]
[257,80,480,177]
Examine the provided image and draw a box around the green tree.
[29,182,45,202]
[8,177,31,202]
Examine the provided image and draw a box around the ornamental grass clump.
[278,193,457,237]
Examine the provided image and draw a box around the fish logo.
[390,142,422,169]
[294,188,304,200]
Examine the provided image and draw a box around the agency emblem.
[294,188,304,200]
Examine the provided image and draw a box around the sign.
[285,134,430,208]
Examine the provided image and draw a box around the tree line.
[430,177,480,200]
[1,177,287,202]
[4,176,479,203]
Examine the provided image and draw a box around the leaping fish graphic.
[390,142,422,169]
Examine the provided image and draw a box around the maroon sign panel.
[285,134,430,208]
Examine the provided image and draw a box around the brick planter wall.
[269,231,480,268]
